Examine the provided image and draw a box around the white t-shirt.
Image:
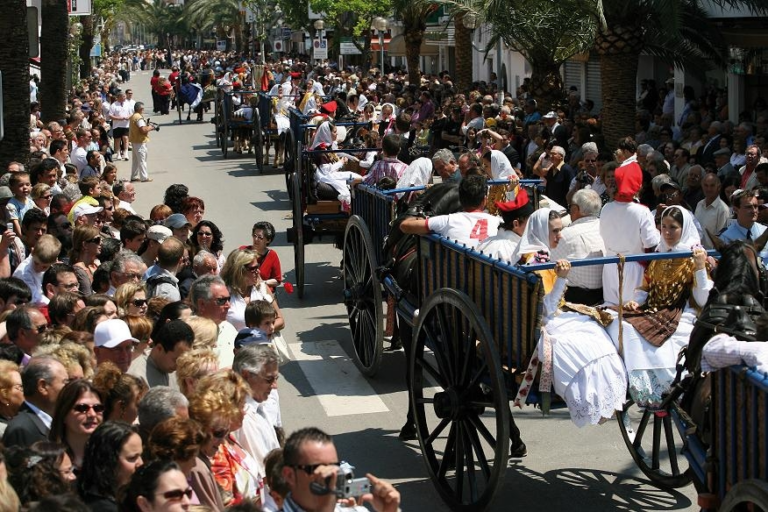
[109,101,132,129]
[427,211,501,248]
[71,146,88,173]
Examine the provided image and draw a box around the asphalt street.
[122,73,699,512]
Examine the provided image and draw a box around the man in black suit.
[698,121,723,167]
[2,355,69,447]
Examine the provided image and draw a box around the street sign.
[67,0,92,16]
[273,40,285,53]
[313,38,327,60]
[339,37,362,55]
[282,28,292,38]
[90,43,101,57]
[216,40,227,51]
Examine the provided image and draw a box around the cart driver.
[476,187,534,261]
[399,174,501,249]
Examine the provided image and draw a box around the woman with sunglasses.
[221,249,285,332]
[115,282,149,317]
[31,183,52,215]
[79,421,144,512]
[189,371,251,510]
[49,380,105,472]
[70,225,102,296]
[241,221,282,291]
[122,460,192,512]
[189,220,225,272]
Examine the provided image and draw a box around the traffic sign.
[313,38,327,60]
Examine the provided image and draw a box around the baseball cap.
[543,111,558,119]
[165,213,192,229]
[234,328,269,349]
[94,319,139,348]
[73,204,103,220]
[660,181,681,192]
[147,225,173,243]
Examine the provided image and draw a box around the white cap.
[94,319,139,348]
[147,225,173,243]
[73,204,103,220]
[543,111,558,119]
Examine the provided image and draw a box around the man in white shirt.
[399,175,500,248]
[551,189,606,305]
[476,187,533,262]
[108,91,133,160]
[70,129,92,174]
[232,344,281,474]
[695,173,730,250]
[600,162,660,306]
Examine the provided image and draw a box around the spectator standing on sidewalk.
[129,102,156,183]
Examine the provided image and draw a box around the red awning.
[370,36,391,51]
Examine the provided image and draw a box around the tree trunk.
[40,0,69,123]
[404,29,424,87]
[0,0,31,167]
[594,23,645,149]
[79,15,94,79]
[599,51,639,149]
[529,61,564,113]
[454,14,472,94]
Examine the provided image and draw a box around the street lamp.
[313,19,324,63]
[372,16,388,73]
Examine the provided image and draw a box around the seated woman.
[512,208,627,427]
[310,121,363,205]
[606,205,711,408]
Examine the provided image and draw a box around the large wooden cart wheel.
[253,109,264,173]
[343,216,383,377]
[410,289,509,512]
[291,170,305,299]
[222,121,230,159]
[617,398,691,489]
[213,97,219,136]
[284,130,296,196]
[216,101,226,152]
[720,481,768,511]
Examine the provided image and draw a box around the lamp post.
[372,16,388,72]
[313,19,324,63]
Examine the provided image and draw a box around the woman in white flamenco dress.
[512,208,628,427]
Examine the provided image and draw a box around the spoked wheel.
[222,121,230,159]
[253,110,264,173]
[720,481,768,511]
[617,398,691,489]
[410,289,509,512]
[217,101,226,150]
[284,130,296,194]
[291,170,305,299]
[343,216,383,377]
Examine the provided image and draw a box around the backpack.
[146,274,178,299]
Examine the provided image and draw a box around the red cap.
[496,187,530,213]
[320,101,337,115]
[290,72,302,79]
[615,162,643,202]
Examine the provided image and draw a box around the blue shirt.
[719,221,768,264]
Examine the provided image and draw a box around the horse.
[381,182,462,439]
[679,237,768,445]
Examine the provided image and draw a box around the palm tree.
[453,12,473,93]
[597,0,768,148]
[392,0,439,86]
[184,0,245,52]
[0,0,31,166]
[40,0,69,123]
[444,0,601,109]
